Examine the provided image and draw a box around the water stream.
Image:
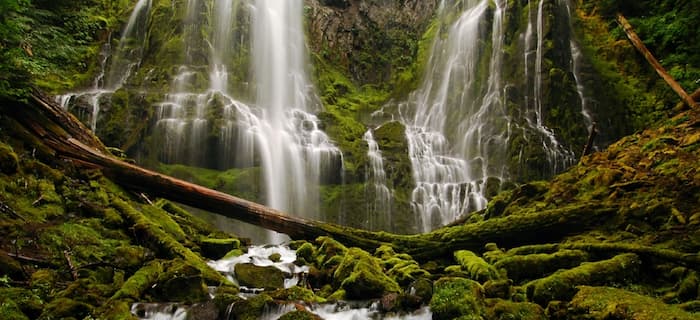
[363,129,392,230]
[56,0,151,132]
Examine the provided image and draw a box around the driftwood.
[0,91,647,261]
[617,14,698,109]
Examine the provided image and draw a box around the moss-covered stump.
[568,286,698,320]
[332,248,401,300]
[493,249,589,282]
[234,263,285,290]
[429,277,485,320]
[525,253,641,305]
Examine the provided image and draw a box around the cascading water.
[399,0,508,232]
[562,0,595,135]
[523,0,576,173]
[154,0,342,240]
[248,0,342,223]
[57,0,151,132]
[363,129,392,230]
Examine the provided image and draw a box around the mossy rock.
[486,299,546,320]
[525,253,641,305]
[332,248,401,299]
[454,250,502,283]
[278,310,322,320]
[40,297,93,319]
[268,286,325,304]
[111,260,163,301]
[429,277,485,320]
[0,296,30,320]
[234,263,285,290]
[0,143,19,175]
[198,237,241,260]
[229,293,273,320]
[151,259,210,304]
[569,286,698,320]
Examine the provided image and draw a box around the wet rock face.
[306,0,439,83]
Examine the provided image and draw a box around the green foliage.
[0,0,127,99]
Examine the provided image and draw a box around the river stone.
[234,263,285,290]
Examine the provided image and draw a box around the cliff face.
[307,0,439,84]
[36,0,696,233]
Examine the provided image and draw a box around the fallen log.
[617,14,698,109]
[2,91,621,260]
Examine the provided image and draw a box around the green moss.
[486,300,546,320]
[333,248,401,299]
[198,237,240,260]
[268,286,325,304]
[229,293,273,320]
[111,260,163,301]
[234,263,285,291]
[569,286,698,320]
[40,297,93,319]
[454,250,502,283]
[0,143,19,175]
[429,277,485,320]
[278,310,322,320]
[525,253,641,305]
[493,249,589,282]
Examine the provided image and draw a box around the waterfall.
[562,0,595,134]
[363,129,392,230]
[399,0,506,231]
[57,0,151,132]
[154,0,342,241]
[524,0,575,174]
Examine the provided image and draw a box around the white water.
[363,129,392,230]
[207,245,308,289]
[154,0,342,242]
[399,0,506,232]
[57,0,150,132]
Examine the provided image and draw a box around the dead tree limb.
[617,13,698,109]
[2,92,624,261]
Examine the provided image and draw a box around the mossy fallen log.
[3,92,633,261]
[525,253,641,305]
[568,286,698,320]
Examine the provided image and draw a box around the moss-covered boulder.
[429,277,485,320]
[568,286,698,320]
[278,310,323,320]
[234,263,285,290]
[268,286,325,304]
[229,293,273,320]
[486,299,546,320]
[332,248,401,299]
[198,237,241,260]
